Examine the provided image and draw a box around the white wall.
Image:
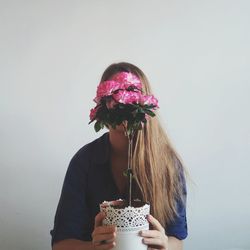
[1,0,250,249]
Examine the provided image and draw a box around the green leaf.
[144,109,156,117]
[123,168,133,177]
[94,121,101,132]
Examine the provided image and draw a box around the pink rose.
[95,80,123,103]
[89,107,98,120]
[140,95,159,108]
[111,72,142,90]
[113,90,141,104]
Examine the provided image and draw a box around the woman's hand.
[140,214,169,250]
[91,212,117,250]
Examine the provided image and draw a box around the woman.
[50,62,188,250]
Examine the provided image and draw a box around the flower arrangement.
[89,72,159,136]
[89,71,159,206]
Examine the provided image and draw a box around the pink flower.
[113,90,141,104]
[140,95,159,108]
[89,107,98,120]
[111,72,142,90]
[94,80,123,103]
[94,72,143,104]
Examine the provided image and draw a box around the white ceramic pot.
[100,200,150,250]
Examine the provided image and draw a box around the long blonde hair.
[100,62,187,226]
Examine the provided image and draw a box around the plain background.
[1,0,250,249]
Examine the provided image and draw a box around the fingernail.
[139,230,143,236]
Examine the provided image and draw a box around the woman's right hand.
[91,212,117,250]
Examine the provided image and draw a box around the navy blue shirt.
[50,132,188,246]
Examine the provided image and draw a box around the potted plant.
[89,72,159,250]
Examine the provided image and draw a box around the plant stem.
[122,121,134,207]
[128,133,133,206]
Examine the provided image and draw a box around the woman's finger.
[92,232,116,245]
[143,237,163,246]
[94,212,106,228]
[93,225,117,236]
[147,214,165,233]
[140,229,161,238]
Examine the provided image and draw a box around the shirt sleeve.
[50,148,92,247]
[165,166,188,240]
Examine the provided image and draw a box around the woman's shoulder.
[58,133,109,192]
[70,132,109,165]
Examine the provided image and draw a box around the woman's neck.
[109,128,128,158]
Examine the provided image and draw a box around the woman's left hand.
[139,214,168,250]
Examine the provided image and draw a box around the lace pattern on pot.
[100,202,150,232]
